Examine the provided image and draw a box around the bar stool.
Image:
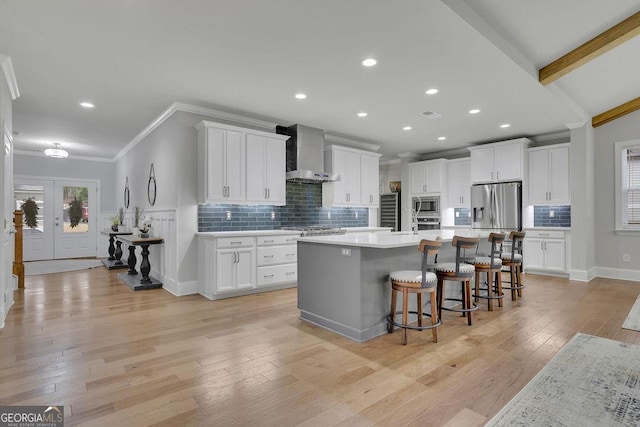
[435,236,480,326]
[470,232,505,311]
[387,238,441,345]
[501,231,526,300]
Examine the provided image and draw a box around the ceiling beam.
[539,11,640,85]
[592,97,640,128]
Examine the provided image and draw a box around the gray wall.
[594,109,640,277]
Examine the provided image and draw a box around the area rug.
[487,333,640,426]
[623,294,640,331]
[24,259,104,275]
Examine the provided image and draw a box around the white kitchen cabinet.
[256,234,298,287]
[528,144,570,205]
[468,138,530,184]
[246,132,287,205]
[215,247,255,293]
[447,158,471,207]
[323,145,381,207]
[523,230,567,274]
[196,120,288,205]
[409,159,447,196]
[360,153,380,207]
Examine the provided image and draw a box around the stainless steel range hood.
[279,124,339,182]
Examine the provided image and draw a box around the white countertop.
[524,227,571,231]
[196,227,391,238]
[297,229,489,249]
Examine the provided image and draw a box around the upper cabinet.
[447,158,471,208]
[468,138,530,184]
[528,144,570,205]
[246,132,286,205]
[322,145,381,207]
[196,120,288,205]
[410,159,447,196]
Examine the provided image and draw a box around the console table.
[116,235,164,290]
[100,230,133,270]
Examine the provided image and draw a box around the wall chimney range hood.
[277,124,339,182]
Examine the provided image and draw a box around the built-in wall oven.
[416,216,441,230]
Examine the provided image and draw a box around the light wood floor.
[1,269,640,426]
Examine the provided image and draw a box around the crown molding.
[379,158,401,166]
[114,102,280,162]
[323,133,381,152]
[15,149,115,163]
[0,54,20,100]
[396,152,421,160]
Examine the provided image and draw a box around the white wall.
[593,109,640,280]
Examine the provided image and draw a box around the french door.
[15,178,98,261]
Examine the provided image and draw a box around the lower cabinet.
[215,247,255,293]
[523,230,568,275]
[256,235,297,287]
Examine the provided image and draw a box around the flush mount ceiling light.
[438,136,447,141]
[294,93,307,99]
[425,88,438,95]
[500,123,511,128]
[44,143,68,158]
[469,109,481,114]
[79,102,95,108]
[357,112,368,117]
[362,58,377,67]
[402,126,412,131]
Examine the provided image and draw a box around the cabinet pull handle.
[268,188,270,199]
[491,172,494,180]
[540,242,544,250]
[264,274,274,278]
[264,255,274,258]
[263,239,274,243]
[286,253,295,256]
[286,272,295,276]
[230,241,242,245]
[496,171,499,180]
[264,188,267,199]
[539,233,549,236]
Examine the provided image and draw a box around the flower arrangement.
[138,216,152,238]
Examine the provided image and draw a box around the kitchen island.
[297,229,486,342]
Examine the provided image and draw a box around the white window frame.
[615,139,640,234]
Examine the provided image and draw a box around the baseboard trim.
[570,269,594,282]
[592,267,640,282]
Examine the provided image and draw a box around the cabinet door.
[360,154,379,206]
[549,146,570,204]
[215,249,237,293]
[528,149,550,204]
[265,137,286,204]
[235,247,256,290]
[523,239,545,270]
[225,130,245,202]
[460,160,471,206]
[410,163,426,195]
[206,128,226,201]
[332,149,352,204]
[447,161,462,206]
[544,239,566,272]
[494,143,522,181]
[425,162,441,193]
[245,134,267,202]
[345,151,361,205]
[470,148,495,183]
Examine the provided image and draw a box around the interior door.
[54,181,97,259]
[3,128,14,309]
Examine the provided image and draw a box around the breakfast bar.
[297,230,486,342]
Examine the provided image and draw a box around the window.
[615,140,640,232]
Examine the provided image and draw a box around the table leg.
[139,244,151,284]
[114,240,123,265]
[127,245,137,275]
[107,235,116,260]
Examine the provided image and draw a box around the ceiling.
[1,0,639,162]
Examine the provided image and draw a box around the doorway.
[15,177,98,261]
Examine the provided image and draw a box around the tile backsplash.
[198,182,369,232]
[454,208,471,226]
[533,205,571,228]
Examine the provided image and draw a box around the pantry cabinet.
[468,138,530,184]
[528,144,570,205]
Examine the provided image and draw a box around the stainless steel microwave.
[413,196,440,217]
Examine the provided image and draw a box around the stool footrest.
[387,311,441,331]
[473,284,505,300]
[440,297,478,313]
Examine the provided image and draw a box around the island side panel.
[297,241,364,340]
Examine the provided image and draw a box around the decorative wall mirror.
[147,163,156,206]
[124,177,130,208]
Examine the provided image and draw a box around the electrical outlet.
[271,211,275,220]
[623,254,631,262]
[355,211,359,219]
[226,211,232,220]
[341,248,351,256]
[455,211,460,218]
[327,211,331,219]
[549,210,555,218]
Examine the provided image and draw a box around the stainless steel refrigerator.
[470,181,521,230]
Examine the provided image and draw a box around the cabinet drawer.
[216,237,255,248]
[525,230,565,239]
[257,264,297,286]
[257,245,297,266]
[256,234,299,246]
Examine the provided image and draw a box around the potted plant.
[21,197,39,229]
[111,215,119,232]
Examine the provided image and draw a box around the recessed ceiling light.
[402,126,412,131]
[469,109,481,114]
[500,123,511,128]
[438,136,446,141]
[295,93,307,100]
[362,58,377,67]
[425,89,438,95]
[357,112,368,117]
[80,102,95,108]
